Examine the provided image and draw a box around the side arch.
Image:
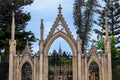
[88,57,101,80]
[88,56,101,69]
[21,62,32,80]
[20,57,33,70]
[19,57,34,80]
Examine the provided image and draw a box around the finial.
[26,39,29,45]
[41,19,44,28]
[41,19,43,25]
[58,4,62,14]
[11,11,15,40]
[40,19,44,40]
[58,43,62,55]
[12,12,15,17]
[105,12,109,39]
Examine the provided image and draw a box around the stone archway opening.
[43,31,77,80]
[48,37,73,80]
[89,61,99,80]
[21,62,32,80]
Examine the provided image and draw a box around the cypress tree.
[73,0,99,52]
[94,0,120,48]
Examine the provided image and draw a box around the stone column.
[107,41,112,80]
[78,53,81,80]
[9,12,16,80]
[77,37,82,80]
[9,53,14,80]
[16,55,20,80]
[73,55,78,80]
[85,55,88,80]
[34,56,37,80]
[103,54,107,80]
[40,53,43,80]
[101,56,104,80]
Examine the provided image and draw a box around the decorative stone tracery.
[9,5,112,80]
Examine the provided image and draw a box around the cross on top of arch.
[58,4,62,14]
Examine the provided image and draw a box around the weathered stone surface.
[9,5,112,80]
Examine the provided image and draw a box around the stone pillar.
[36,60,39,80]
[103,54,107,80]
[101,56,104,80]
[40,53,43,80]
[107,40,112,80]
[39,19,44,80]
[104,12,112,80]
[78,53,81,80]
[9,53,14,80]
[73,56,78,80]
[77,37,82,80]
[85,55,88,80]
[16,55,20,80]
[9,12,16,80]
[34,56,37,80]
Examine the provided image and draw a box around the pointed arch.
[21,62,32,80]
[88,56,101,69]
[46,14,74,42]
[20,59,34,80]
[88,61,100,80]
[20,56,33,71]
[43,31,77,80]
[87,50,102,80]
[44,31,76,56]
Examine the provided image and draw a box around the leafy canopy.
[0,0,36,56]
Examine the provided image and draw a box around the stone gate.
[9,5,112,80]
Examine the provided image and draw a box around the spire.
[58,43,62,56]
[11,12,15,40]
[40,19,44,40]
[25,39,29,49]
[41,19,44,28]
[58,4,62,14]
[105,12,109,39]
[26,39,29,45]
[59,43,62,53]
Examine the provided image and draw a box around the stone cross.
[58,4,62,14]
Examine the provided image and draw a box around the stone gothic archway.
[41,5,78,80]
[9,5,112,80]
[43,32,77,80]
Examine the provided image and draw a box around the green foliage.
[96,35,120,79]
[94,0,120,48]
[96,35,119,58]
[96,36,119,55]
[48,69,54,76]
[113,65,120,80]
[48,50,72,66]
[96,38,104,53]
[73,0,100,52]
[0,0,36,57]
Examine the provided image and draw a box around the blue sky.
[24,0,76,53]
[23,0,106,53]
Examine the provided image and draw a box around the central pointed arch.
[44,32,76,56]
[43,31,77,80]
